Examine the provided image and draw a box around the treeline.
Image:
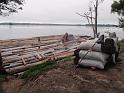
[0,22,118,27]
[85,24,118,27]
[0,22,84,26]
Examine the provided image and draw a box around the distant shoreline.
[0,22,118,27]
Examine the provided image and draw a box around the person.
[62,32,69,43]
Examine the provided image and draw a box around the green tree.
[111,0,124,28]
[0,0,24,16]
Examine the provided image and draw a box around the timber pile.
[0,35,88,74]
[0,35,62,48]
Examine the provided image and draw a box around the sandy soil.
[1,53,124,93]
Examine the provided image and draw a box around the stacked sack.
[74,33,119,69]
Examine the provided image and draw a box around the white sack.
[79,50,109,63]
[78,59,105,69]
[78,38,119,52]
[78,39,101,52]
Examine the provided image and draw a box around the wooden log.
[2,46,71,64]
[4,56,39,68]
[3,56,44,66]
[0,38,61,49]
[4,58,38,69]
[3,54,37,64]
[5,51,72,74]
[20,56,26,65]
[4,62,23,69]
[56,52,73,59]
[2,48,47,60]
[0,49,3,67]
[1,36,61,45]
[2,42,74,63]
[1,41,62,54]
[4,51,74,74]
[1,45,31,52]
[1,35,83,74]
[4,50,73,70]
[6,59,49,74]
[0,49,7,74]
[0,49,3,70]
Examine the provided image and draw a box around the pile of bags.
[74,33,120,69]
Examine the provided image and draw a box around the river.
[0,25,124,40]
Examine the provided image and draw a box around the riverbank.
[1,53,124,93]
[0,40,124,93]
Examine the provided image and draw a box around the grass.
[0,75,6,82]
[21,56,73,79]
[120,42,124,53]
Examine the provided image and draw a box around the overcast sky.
[0,0,119,24]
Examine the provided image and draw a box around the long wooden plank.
[5,59,49,74]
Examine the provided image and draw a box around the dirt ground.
[1,53,124,93]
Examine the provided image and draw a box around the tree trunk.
[95,0,98,38]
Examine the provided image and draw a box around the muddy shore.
[1,36,124,93]
[0,53,124,93]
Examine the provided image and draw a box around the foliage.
[0,75,6,82]
[119,18,124,28]
[111,0,124,27]
[0,0,24,16]
[21,56,73,79]
[120,42,124,53]
[21,61,56,79]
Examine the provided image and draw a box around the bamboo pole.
[6,59,49,74]
[0,49,7,74]
[0,49,3,68]
[5,51,73,74]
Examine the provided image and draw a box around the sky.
[0,0,119,24]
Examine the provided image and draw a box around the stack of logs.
[0,35,87,74]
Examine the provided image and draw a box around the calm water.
[0,25,124,40]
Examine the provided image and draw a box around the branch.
[76,12,95,19]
